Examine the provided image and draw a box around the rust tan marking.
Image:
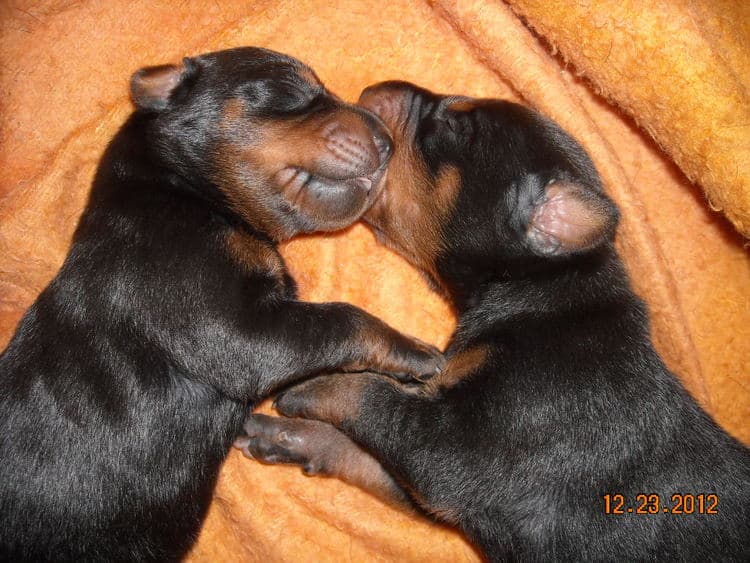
[441,344,489,387]
[284,374,367,426]
[305,421,408,506]
[221,96,246,120]
[213,96,381,239]
[244,415,409,507]
[225,228,285,283]
[419,344,489,394]
[345,318,399,374]
[436,164,462,205]
[409,488,461,524]
[321,376,366,426]
[218,98,376,177]
[367,157,460,278]
[427,505,461,525]
[446,99,479,112]
[212,98,286,238]
[212,97,332,239]
[213,139,288,240]
[360,84,463,277]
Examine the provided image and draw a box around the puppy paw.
[386,335,445,383]
[233,413,343,475]
[273,374,358,424]
[273,379,326,420]
[235,414,310,466]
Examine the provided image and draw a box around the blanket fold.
[1,1,747,560]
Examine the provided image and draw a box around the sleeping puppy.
[241,81,750,561]
[0,53,444,562]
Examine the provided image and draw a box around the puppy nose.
[358,81,415,132]
[359,81,412,106]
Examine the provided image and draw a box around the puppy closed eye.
[421,114,465,149]
[438,110,475,142]
[439,115,461,136]
[298,91,332,116]
[437,97,476,135]
[241,79,319,115]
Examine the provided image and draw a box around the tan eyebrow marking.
[407,344,489,397]
[447,99,479,112]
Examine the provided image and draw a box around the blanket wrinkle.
[1,1,748,560]
[505,0,750,238]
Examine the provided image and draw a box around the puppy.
[241,82,750,561]
[0,53,443,562]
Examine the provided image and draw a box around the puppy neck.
[449,245,638,343]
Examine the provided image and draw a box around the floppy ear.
[130,57,198,112]
[526,180,619,255]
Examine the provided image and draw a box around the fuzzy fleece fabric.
[0,1,748,560]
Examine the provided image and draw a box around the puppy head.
[130,47,392,240]
[357,81,618,292]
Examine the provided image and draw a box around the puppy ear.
[526,180,618,255]
[130,57,198,112]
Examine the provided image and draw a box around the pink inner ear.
[131,64,185,108]
[528,182,608,253]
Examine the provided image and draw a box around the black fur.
[0,52,442,562]
[266,82,750,561]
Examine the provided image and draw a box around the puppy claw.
[233,433,252,454]
[303,461,324,475]
[388,336,445,383]
[233,413,348,478]
[234,414,309,465]
[274,390,307,419]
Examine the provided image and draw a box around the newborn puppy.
[243,82,750,561]
[0,53,443,562]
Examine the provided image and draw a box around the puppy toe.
[245,436,304,465]
[302,460,326,475]
[415,343,446,381]
[393,337,446,383]
[240,413,284,439]
[233,433,251,452]
[236,414,308,465]
[274,388,309,419]
[274,374,366,426]
[274,377,334,418]
[424,344,447,378]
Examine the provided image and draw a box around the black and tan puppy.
[242,82,750,561]
[0,53,444,562]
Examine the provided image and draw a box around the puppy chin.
[293,193,367,234]
[309,167,390,233]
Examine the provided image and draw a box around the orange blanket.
[1,1,748,560]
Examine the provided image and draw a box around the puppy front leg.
[272,373,425,472]
[263,348,487,484]
[235,414,410,508]
[261,374,480,528]
[233,301,444,401]
[162,300,442,403]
